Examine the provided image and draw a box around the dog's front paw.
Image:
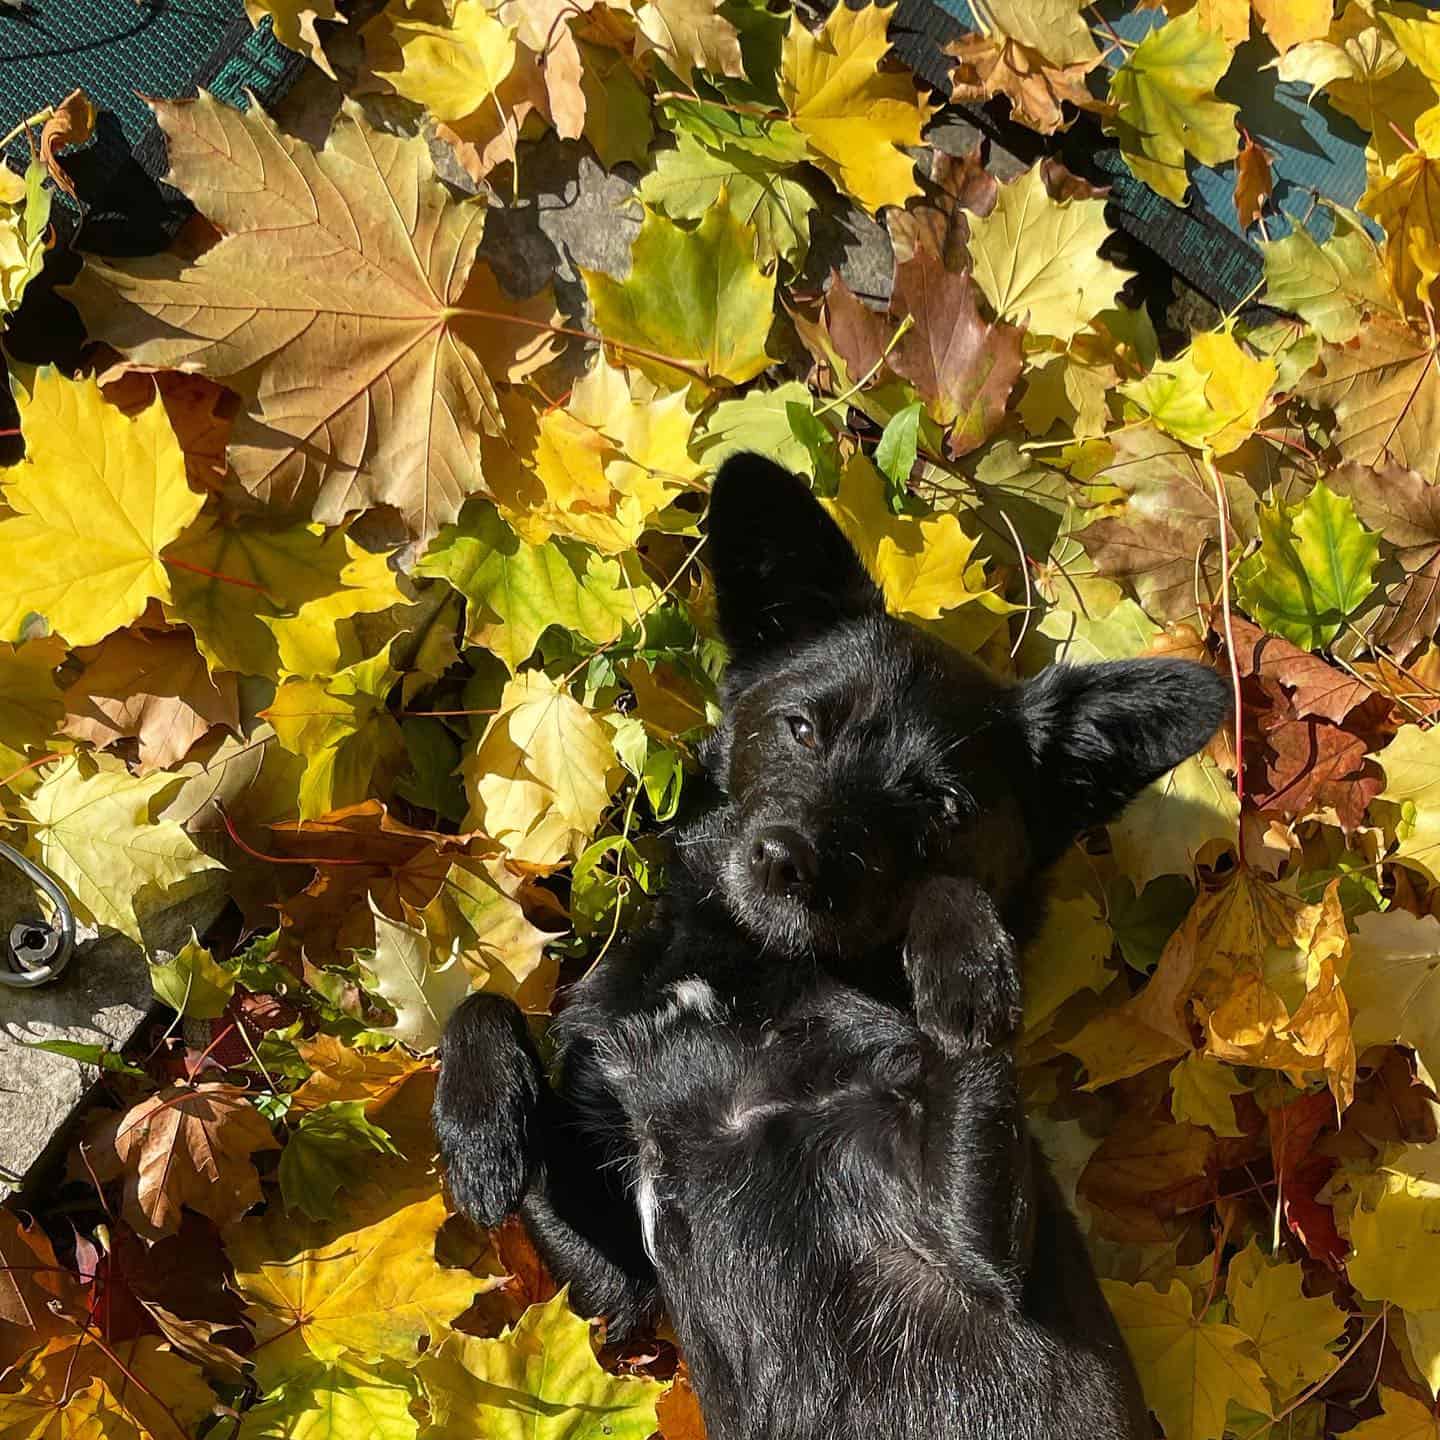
[904,876,1021,1048]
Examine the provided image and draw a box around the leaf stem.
[455,306,713,382]
[1203,451,1246,868]
[814,313,915,419]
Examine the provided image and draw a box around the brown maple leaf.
[1269,1089,1345,1267]
[1300,317,1440,484]
[889,146,998,272]
[83,1084,279,1239]
[61,630,239,773]
[1079,426,1258,623]
[1223,615,1373,724]
[1233,133,1274,230]
[1078,1112,1215,1242]
[823,256,1024,456]
[67,96,562,543]
[1248,683,1382,831]
[946,31,1108,136]
[1,1210,79,1372]
[1329,460,1440,661]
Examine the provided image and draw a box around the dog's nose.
[748,826,818,899]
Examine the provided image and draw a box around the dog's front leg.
[903,876,1033,1295]
[435,994,659,1336]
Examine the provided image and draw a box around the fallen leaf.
[61,629,238,772]
[228,1187,479,1390]
[1234,481,1379,650]
[237,1361,421,1440]
[463,671,620,868]
[368,900,475,1052]
[968,164,1129,342]
[779,2,937,215]
[1234,133,1274,229]
[1300,317,1440,483]
[246,0,342,76]
[67,95,562,541]
[24,753,222,942]
[418,1289,664,1440]
[1260,206,1392,344]
[1101,1278,1271,1440]
[1225,1239,1347,1400]
[1344,1387,1440,1440]
[86,1083,278,1239]
[1106,11,1240,204]
[0,367,203,648]
[38,88,95,197]
[582,195,776,389]
[635,0,744,87]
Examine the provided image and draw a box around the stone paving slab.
[0,868,227,1201]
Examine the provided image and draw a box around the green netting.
[0,1,302,239]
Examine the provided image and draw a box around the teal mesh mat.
[887,0,1434,313]
[0,1,303,245]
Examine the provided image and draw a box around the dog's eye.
[787,715,818,750]
[938,787,971,824]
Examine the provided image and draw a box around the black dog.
[434,454,1228,1439]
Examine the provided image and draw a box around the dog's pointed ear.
[708,452,882,667]
[1016,659,1230,856]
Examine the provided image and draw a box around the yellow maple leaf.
[1107,11,1240,205]
[1361,114,1440,316]
[968,165,1129,343]
[23,754,223,942]
[1225,1239,1347,1401]
[418,855,555,1001]
[1023,892,1116,1040]
[262,539,410,677]
[1277,4,1437,171]
[368,900,474,1052]
[228,1187,479,1391]
[780,2,938,215]
[1348,908,1440,1088]
[246,0,342,76]
[372,0,516,123]
[1121,329,1277,455]
[821,455,1004,623]
[291,1036,430,1113]
[1168,1052,1248,1137]
[1346,1387,1440,1440]
[420,1289,664,1439]
[1374,723,1440,881]
[0,367,203,648]
[464,670,620,868]
[0,634,65,779]
[0,1335,215,1440]
[0,161,50,319]
[1100,1278,1270,1440]
[635,0,745,87]
[1345,1141,1440,1315]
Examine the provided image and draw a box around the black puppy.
[434,454,1228,1439]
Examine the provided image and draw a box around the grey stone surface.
[0,870,227,1199]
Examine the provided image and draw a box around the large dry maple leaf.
[67,95,561,542]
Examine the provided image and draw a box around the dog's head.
[690,452,1229,957]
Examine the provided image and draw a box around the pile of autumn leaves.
[5,0,1440,1435]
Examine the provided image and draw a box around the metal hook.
[0,839,75,988]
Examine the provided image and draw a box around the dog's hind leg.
[434,993,659,1336]
[902,877,1034,1295]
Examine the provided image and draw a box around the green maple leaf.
[1233,481,1379,649]
[639,121,816,272]
[582,194,777,388]
[416,501,653,673]
[1107,11,1239,204]
[238,1361,420,1440]
[279,1101,401,1221]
